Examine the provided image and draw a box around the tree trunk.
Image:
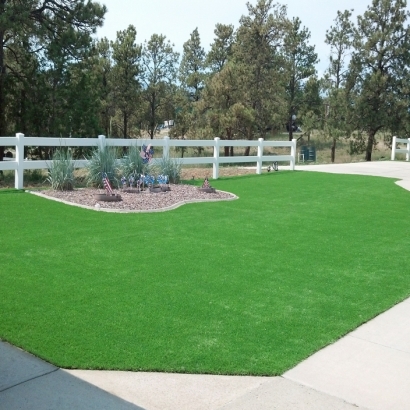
[123,112,128,138]
[288,116,293,141]
[331,137,336,163]
[229,146,234,156]
[150,93,155,139]
[365,130,376,161]
[225,127,232,156]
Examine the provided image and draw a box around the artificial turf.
[1,171,409,375]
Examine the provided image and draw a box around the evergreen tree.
[282,17,318,141]
[206,24,235,74]
[95,37,114,137]
[347,0,410,161]
[179,28,206,102]
[141,34,179,139]
[323,10,354,162]
[230,0,289,152]
[198,63,254,156]
[0,0,106,159]
[110,25,141,138]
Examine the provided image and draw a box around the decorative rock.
[37,184,236,212]
[149,187,163,193]
[197,187,216,193]
[95,193,122,202]
[122,188,142,194]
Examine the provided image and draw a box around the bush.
[119,145,145,181]
[86,145,119,188]
[156,156,182,184]
[46,148,75,191]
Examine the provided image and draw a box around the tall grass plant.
[156,155,183,183]
[119,145,145,180]
[46,148,75,190]
[85,145,119,188]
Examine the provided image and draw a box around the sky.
[95,0,406,74]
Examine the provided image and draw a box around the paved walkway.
[1,161,409,410]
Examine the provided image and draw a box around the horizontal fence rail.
[0,134,297,189]
[391,136,410,161]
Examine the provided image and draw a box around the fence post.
[391,136,397,161]
[407,138,410,162]
[291,138,297,170]
[257,138,263,174]
[213,137,220,179]
[163,136,170,159]
[98,135,106,150]
[15,133,25,189]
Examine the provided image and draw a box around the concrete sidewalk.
[0,340,364,410]
[0,341,142,410]
[1,161,409,409]
[62,296,410,410]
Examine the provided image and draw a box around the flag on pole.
[102,173,114,195]
[140,145,154,164]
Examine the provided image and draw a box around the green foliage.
[206,23,235,74]
[282,17,319,140]
[232,0,289,139]
[23,169,44,183]
[86,145,119,187]
[119,144,145,179]
[324,9,353,90]
[179,28,206,102]
[346,0,410,161]
[110,25,142,138]
[141,34,179,139]
[0,0,106,139]
[46,148,75,191]
[155,155,182,184]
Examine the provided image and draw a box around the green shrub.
[156,155,182,184]
[86,145,119,188]
[119,145,145,180]
[46,148,75,191]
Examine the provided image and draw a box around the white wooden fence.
[391,136,410,161]
[0,134,297,189]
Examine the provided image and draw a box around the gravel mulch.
[31,184,237,213]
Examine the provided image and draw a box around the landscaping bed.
[34,184,236,212]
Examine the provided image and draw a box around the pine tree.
[141,34,179,139]
[231,0,289,149]
[0,0,106,159]
[179,28,206,102]
[323,9,354,162]
[110,25,141,138]
[282,17,318,141]
[347,0,410,161]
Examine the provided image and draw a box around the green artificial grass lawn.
[1,172,410,375]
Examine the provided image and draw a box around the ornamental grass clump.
[157,155,182,184]
[46,148,75,191]
[119,145,145,181]
[86,145,119,188]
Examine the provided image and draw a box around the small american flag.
[102,173,114,195]
[202,177,210,189]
